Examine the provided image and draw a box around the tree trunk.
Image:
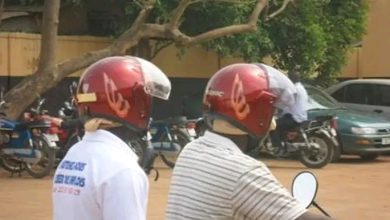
[3,0,60,119]
[3,2,150,119]
[3,31,147,119]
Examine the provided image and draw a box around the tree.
[3,0,283,118]
[2,0,367,118]
[188,0,368,85]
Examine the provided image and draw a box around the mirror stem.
[312,201,331,217]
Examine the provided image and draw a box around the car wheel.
[360,154,378,161]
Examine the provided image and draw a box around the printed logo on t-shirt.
[53,160,87,196]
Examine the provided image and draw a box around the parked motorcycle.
[291,171,332,217]
[0,95,58,178]
[191,115,337,169]
[149,116,192,168]
[46,82,83,161]
[254,115,338,169]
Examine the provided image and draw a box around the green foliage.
[122,0,366,86]
[72,0,367,86]
[27,0,368,85]
[267,0,368,86]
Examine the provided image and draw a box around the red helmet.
[76,56,171,131]
[203,63,277,137]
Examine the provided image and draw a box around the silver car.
[326,79,390,119]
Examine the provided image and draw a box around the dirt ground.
[1,156,390,220]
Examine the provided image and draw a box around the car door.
[372,84,390,118]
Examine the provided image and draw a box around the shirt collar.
[202,131,242,153]
[82,129,138,161]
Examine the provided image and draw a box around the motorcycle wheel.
[0,155,25,172]
[298,134,332,169]
[25,136,56,178]
[160,129,191,169]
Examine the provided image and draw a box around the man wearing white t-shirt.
[52,56,171,220]
[270,71,310,151]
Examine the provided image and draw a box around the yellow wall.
[0,32,111,77]
[0,32,239,78]
[341,0,390,78]
[1,0,389,79]
[152,46,219,78]
[0,33,8,76]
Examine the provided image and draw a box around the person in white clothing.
[52,56,171,220]
[270,71,310,150]
[166,63,333,220]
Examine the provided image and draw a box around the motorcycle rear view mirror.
[291,171,331,217]
[291,171,318,208]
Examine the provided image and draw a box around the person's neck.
[213,131,248,152]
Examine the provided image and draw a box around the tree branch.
[111,2,154,53]
[3,0,155,119]
[60,2,156,76]
[169,0,191,29]
[267,0,292,20]
[143,0,268,46]
[150,40,174,60]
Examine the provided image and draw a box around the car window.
[331,86,346,102]
[305,86,341,109]
[344,84,375,105]
[375,85,390,107]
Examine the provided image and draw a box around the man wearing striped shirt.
[166,63,333,220]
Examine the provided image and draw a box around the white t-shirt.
[52,129,148,220]
[282,82,309,123]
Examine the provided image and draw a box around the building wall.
[0,32,111,77]
[0,0,388,118]
[0,32,247,81]
[342,0,390,78]
[1,0,388,80]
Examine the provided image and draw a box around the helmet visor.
[134,57,171,100]
[259,64,297,109]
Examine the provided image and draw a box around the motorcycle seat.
[314,115,333,123]
[25,120,51,129]
[152,116,188,126]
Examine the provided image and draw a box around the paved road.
[1,156,389,220]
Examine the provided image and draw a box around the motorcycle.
[193,115,337,169]
[45,82,83,162]
[291,171,332,217]
[149,116,192,168]
[0,95,58,178]
[254,115,338,169]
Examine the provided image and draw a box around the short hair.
[288,71,301,83]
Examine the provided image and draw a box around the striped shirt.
[166,131,306,220]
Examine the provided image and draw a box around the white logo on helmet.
[231,74,250,120]
[103,73,131,118]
